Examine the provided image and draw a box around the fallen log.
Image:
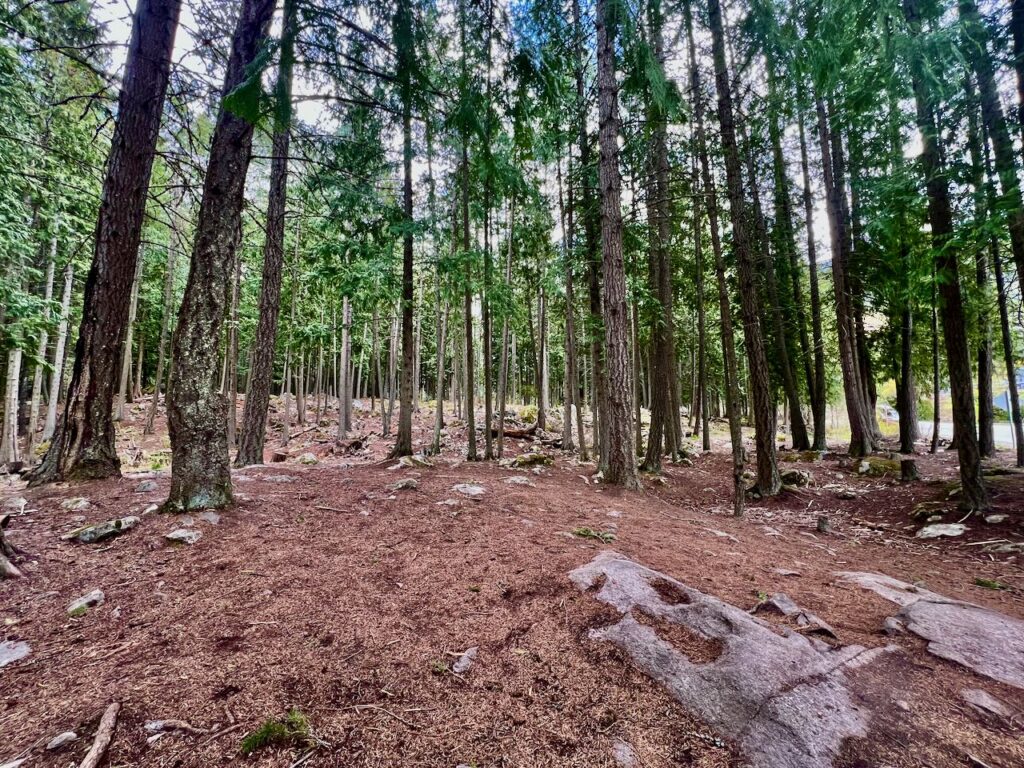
[490,423,537,439]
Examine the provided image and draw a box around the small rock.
[0,758,27,768]
[817,515,832,534]
[916,523,966,539]
[452,646,478,674]
[198,511,220,525]
[984,514,1008,525]
[926,515,943,523]
[882,617,905,636]
[263,474,297,483]
[165,528,201,545]
[513,452,552,468]
[389,478,418,491]
[612,738,637,767]
[961,688,1012,719]
[135,480,158,493]
[61,496,91,511]
[143,504,159,515]
[399,454,432,468]
[46,731,78,751]
[0,639,30,668]
[453,483,486,497]
[780,469,812,487]
[895,700,911,712]
[2,497,27,514]
[771,568,801,577]
[63,516,140,544]
[503,475,535,487]
[298,452,319,465]
[144,719,205,735]
[68,589,105,615]
[835,489,859,500]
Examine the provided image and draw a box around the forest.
[1,0,1024,764]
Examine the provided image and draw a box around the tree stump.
[0,514,24,579]
[901,459,919,482]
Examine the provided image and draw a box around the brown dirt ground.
[1,397,1023,767]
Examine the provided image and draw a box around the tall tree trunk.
[595,0,640,489]
[338,296,352,439]
[686,0,742,509]
[393,0,415,457]
[960,0,1024,283]
[707,0,779,495]
[499,197,515,457]
[115,261,142,422]
[44,261,75,441]
[903,0,987,511]
[146,221,178,435]
[574,0,605,467]
[0,350,22,465]
[816,98,875,457]
[930,270,941,454]
[29,0,182,485]
[236,0,296,465]
[27,236,56,462]
[993,241,1024,466]
[225,233,242,449]
[797,104,827,450]
[164,0,275,511]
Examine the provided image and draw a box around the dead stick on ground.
[79,702,120,768]
[200,721,244,746]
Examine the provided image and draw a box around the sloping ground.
[1,403,1023,767]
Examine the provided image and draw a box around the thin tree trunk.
[115,255,142,422]
[44,261,75,441]
[164,0,275,511]
[797,105,827,450]
[686,0,742,509]
[0,350,22,465]
[338,296,352,440]
[708,0,779,495]
[234,0,296,463]
[816,98,874,457]
[27,237,56,462]
[394,0,415,456]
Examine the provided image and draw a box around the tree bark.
[797,105,827,450]
[595,0,640,489]
[816,98,875,457]
[903,0,986,511]
[44,261,75,441]
[27,236,56,462]
[707,0,779,495]
[28,0,182,485]
[165,0,275,510]
[393,0,415,457]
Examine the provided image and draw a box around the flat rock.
[46,731,78,751]
[960,688,1013,719]
[837,571,1024,689]
[0,640,30,668]
[452,483,486,497]
[503,475,535,487]
[63,515,140,544]
[388,478,418,491]
[399,454,432,468]
[198,511,220,525]
[984,514,1008,524]
[135,480,158,493]
[298,452,318,465]
[915,523,966,539]
[572,552,892,768]
[165,528,201,545]
[752,593,837,638]
[68,589,105,614]
[262,474,297,483]
[60,496,91,511]
[3,497,27,514]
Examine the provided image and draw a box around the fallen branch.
[80,703,120,768]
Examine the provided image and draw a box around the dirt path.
[1,400,1022,766]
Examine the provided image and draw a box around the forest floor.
[1,397,1023,767]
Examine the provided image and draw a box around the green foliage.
[240,709,313,755]
[572,527,616,544]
